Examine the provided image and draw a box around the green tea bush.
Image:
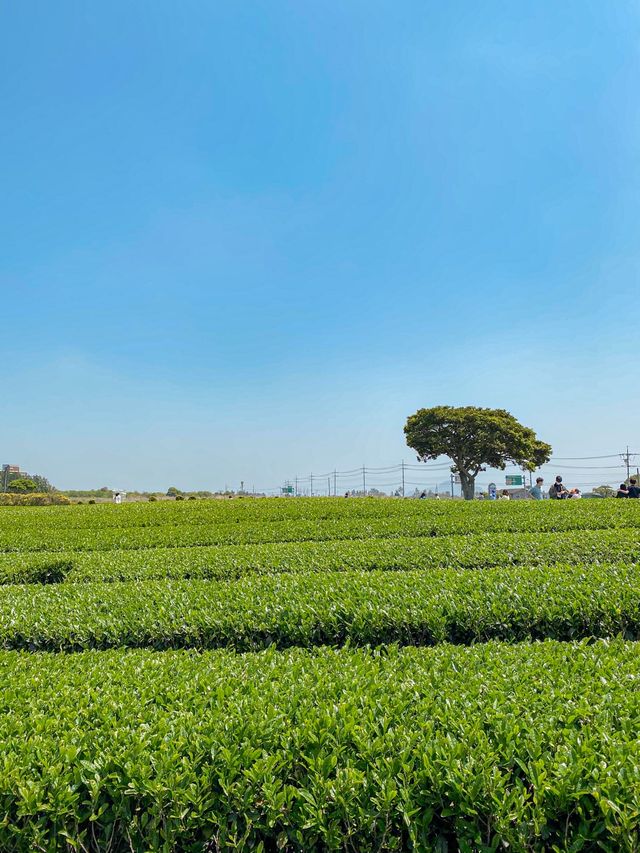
[55,527,640,582]
[1,641,640,851]
[0,526,638,585]
[2,496,640,850]
[0,499,638,553]
[1,563,639,651]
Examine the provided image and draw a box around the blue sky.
[2,1,639,491]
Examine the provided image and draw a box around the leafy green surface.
[1,563,639,651]
[1,641,640,851]
[0,498,638,552]
[2,498,640,850]
[0,526,637,585]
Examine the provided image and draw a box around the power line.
[275,448,639,497]
[552,454,634,460]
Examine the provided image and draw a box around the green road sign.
[505,475,524,486]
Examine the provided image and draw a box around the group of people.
[617,478,640,499]
[530,475,582,500]
[527,475,640,500]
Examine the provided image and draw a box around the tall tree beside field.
[404,406,552,500]
[30,474,55,493]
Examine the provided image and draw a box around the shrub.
[1,563,639,651]
[0,493,71,507]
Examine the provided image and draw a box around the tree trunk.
[459,472,476,500]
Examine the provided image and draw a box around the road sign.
[281,485,294,495]
[505,475,524,486]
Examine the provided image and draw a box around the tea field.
[1,497,640,851]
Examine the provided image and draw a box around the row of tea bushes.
[1,563,640,651]
[0,640,639,851]
[3,495,636,531]
[0,527,637,585]
[1,502,639,553]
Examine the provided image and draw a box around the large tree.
[404,406,552,500]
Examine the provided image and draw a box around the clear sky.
[2,1,639,492]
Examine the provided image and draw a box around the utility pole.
[327,476,330,496]
[295,476,298,497]
[310,473,313,497]
[450,473,455,498]
[333,470,337,497]
[621,446,633,482]
[362,466,366,497]
[401,460,405,498]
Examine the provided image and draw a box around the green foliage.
[405,405,552,499]
[0,492,70,507]
[2,472,55,494]
[166,486,182,496]
[1,496,639,849]
[0,498,639,553]
[29,474,55,493]
[0,562,640,651]
[63,488,111,497]
[1,641,640,850]
[0,526,638,585]
[7,477,38,492]
[593,485,615,497]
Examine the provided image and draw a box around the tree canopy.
[7,477,38,493]
[404,406,552,500]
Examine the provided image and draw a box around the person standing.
[529,477,544,500]
[628,478,640,499]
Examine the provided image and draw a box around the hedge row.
[1,640,640,851]
[0,493,71,506]
[0,527,638,585]
[4,495,632,531]
[0,495,457,529]
[1,563,639,651]
[1,502,639,553]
